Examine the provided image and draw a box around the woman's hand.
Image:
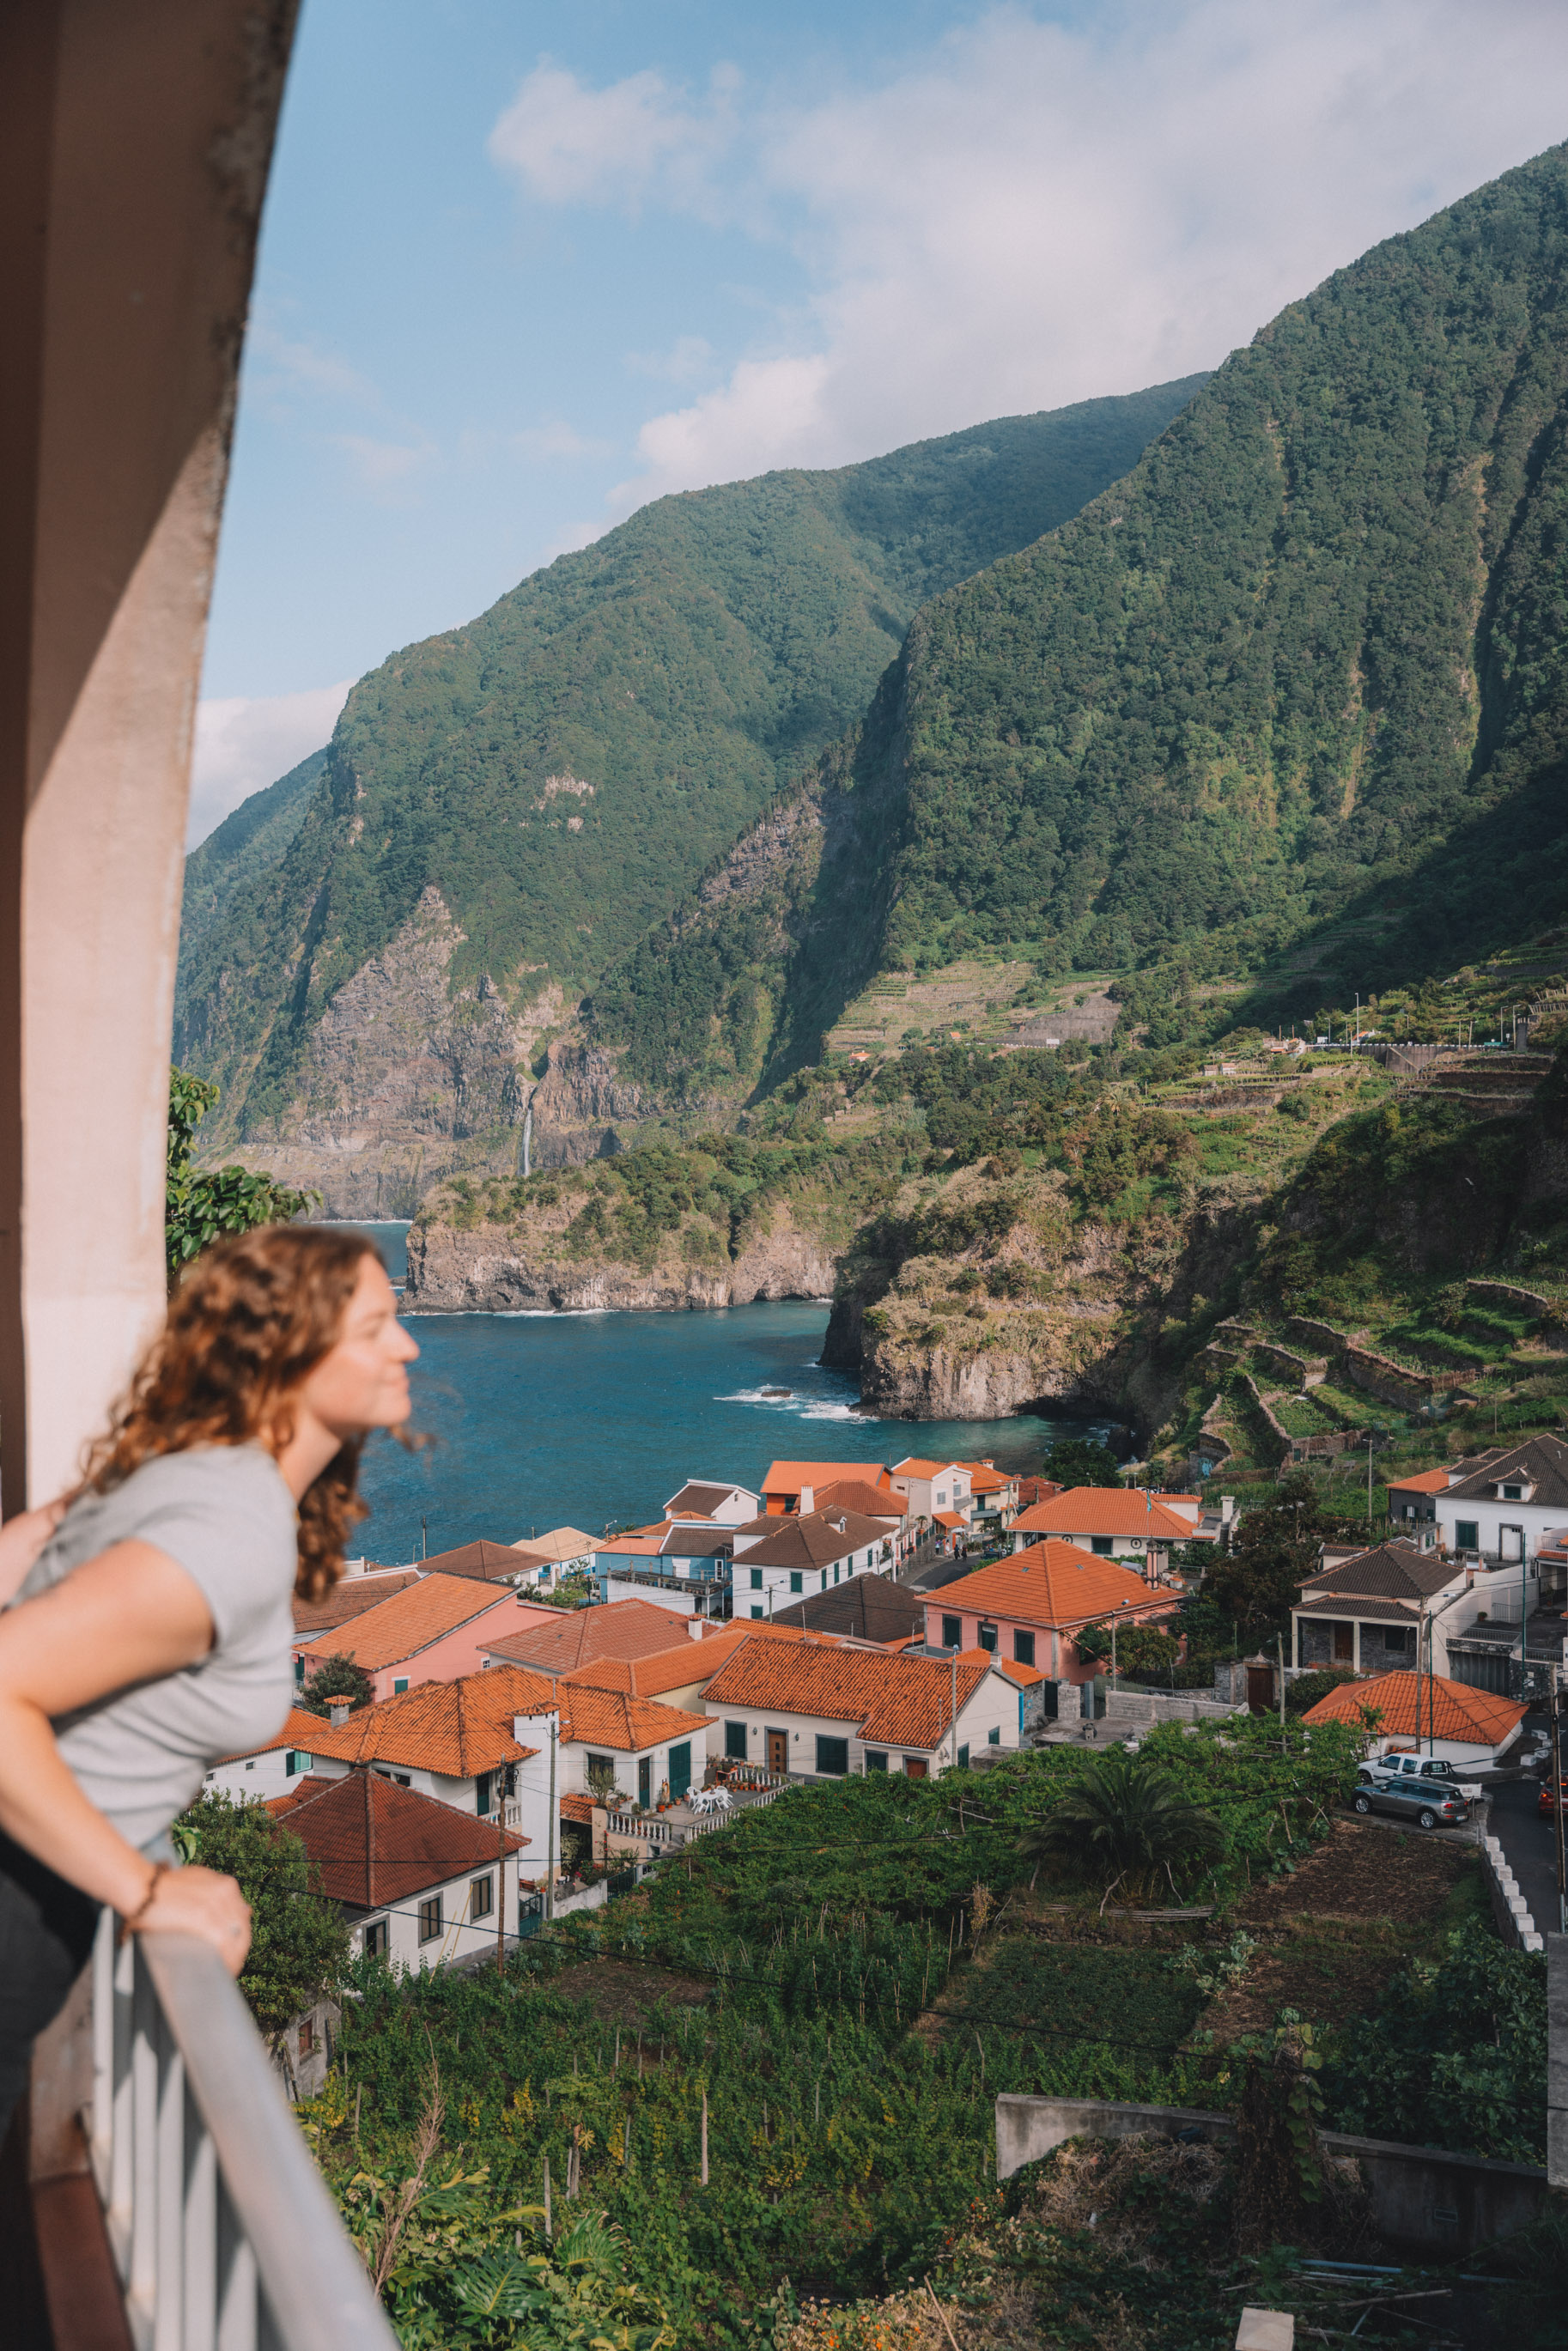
[0,1497,66,1607]
[131,1864,252,1976]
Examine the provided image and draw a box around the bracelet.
[119,1862,169,1945]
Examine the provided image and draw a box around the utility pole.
[1276,1630,1286,1749]
[545,1711,557,1923]
[1366,1438,1374,1528]
[950,1642,959,1771]
[497,1788,507,1971]
[1551,1674,1566,1936]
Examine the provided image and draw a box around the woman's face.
[299,1254,418,1440]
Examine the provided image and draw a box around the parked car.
[1352,1778,1469,1830]
[1358,1754,1468,1791]
[1538,1780,1565,1820]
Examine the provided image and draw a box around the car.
[1352,1778,1469,1830]
[1358,1753,1473,1792]
[1539,1780,1565,1820]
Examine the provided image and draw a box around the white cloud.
[332,432,438,490]
[495,2,1568,511]
[248,318,374,404]
[188,681,354,849]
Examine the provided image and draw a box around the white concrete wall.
[708,1671,1017,1777]
[204,1745,315,1804]
[732,1554,894,1619]
[1436,1493,1558,1560]
[356,1852,521,1973]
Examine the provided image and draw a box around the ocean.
[349,1222,1094,1564]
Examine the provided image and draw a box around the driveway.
[1486,1773,1564,1936]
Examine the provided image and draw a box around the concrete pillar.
[0,0,296,1511]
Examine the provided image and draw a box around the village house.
[1008,1486,1193,1578]
[478,1594,715,1677]
[1433,1436,1568,1608]
[1291,1540,1468,1675]
[808,1477,915,1558]
[295,1572,559,1703]
[1383,1467,1449,1546]
[270,1768,528,1972]
[299,1662,717,1850]
[292,1565,422,1668]
[701,1638,1017,1778]
[416,1537,553,1585]
[593,1517,736,1613]
[204,1705,325,1803]
[924,1543,1180,1686]
[888,1457,975,1540]
[727,1506,896,1616]
[771,1573,928,1643]
[1300,1668,1528,1770]
[556,1622,812,1711]
[959,1461,1019,1532]
[760,1459,896,1515]
[662,1479,762,1525]
[505,1526,597,1589]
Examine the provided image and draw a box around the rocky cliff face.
[405,1200,838,1314]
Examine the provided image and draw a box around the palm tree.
[1020,1752,1225,1910]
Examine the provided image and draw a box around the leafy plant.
[165,1067,316,1283]
[297,1655,376,1716]
[173,1790,349,2039]
[1018,1752,1225,1906]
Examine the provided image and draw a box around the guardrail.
[88,1910,397,2351]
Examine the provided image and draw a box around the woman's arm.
[0,1540,252,1968]
[0,1497,67,1607]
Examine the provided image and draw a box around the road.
[1486,1772,1564,1936]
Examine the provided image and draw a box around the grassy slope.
[178,750,325,963]
[174,380,1205,1143]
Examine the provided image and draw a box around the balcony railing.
[88,1910,397,2351]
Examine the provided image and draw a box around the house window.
[936,1491,947,1507]
[978,1623,998,1653]
[297,2017,314,2058]
[1504,1484,1522,1501]
[294,1656,304,1685]
[638,1757,652,1807]
[1456,1520,1479,1551]
[1383,1625,1413,1654]
[790,1571,803,1594]
[725,1720,748,1759]
[669,1742,692,1801]
[286,1750,312,1777]
[1091,1536,1114,1556]
[865,1750,888,1772]
[470,1874,494,1920]
[751,1605,763,1619]
[957,1744,969,1769]
[1333,1624,1354,1664]
[476,1771,494,1817]
[417,1895,442,1944]
[816,1735,849,1776]
[751,1566,763,1589]
[1013,1631,1036,1668]
[393,1677,409,1694]
[941,1614,962,1649]
[988,1725,1000,1745]
[586,1753,617,1800]
[362,1918,388,1959]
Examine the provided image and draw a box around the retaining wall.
[994,2096,1548,2257]
[1480,1828,1544,1953]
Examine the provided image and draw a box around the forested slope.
[179,749,325,957]
[598,140,1568,1088]
[174,380,1203,1150]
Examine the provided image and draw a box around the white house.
[889,1458,974,1536]
[1433,1437,1568,1614]
[701,1636,1017,1779]
[727,1507,896,1619]
[662,1479,761,1526]
[204,1704,324,1803]
[270,1769,527,1971]
[1300,1668,1528,1769]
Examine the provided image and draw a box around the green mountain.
[598,142,1568,1084]
[179,748,325,957]
[174,380,1206,1151]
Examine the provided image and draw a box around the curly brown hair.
[78,1225,383,1601]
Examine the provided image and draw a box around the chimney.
[688,1618,705,1642]
[1219,1494,1237,1526]
[799,1485,814,1514]
[330,1703,349,1727]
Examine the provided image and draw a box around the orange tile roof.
[813,1479,909,1518]
[1301,1670,1528,1748]
[216,1705,324,1765]
[702,1637,991,1751]
[1386,1468,1453,1494]
[560,1792,597,1826]
[479,1597,706,1673]
[762,1461,893,1494]
[957,1645,1044,1690]
[298,1661,709,1777]
[303,1572,516,1671]
[1020,1487,1194,1540]
[293,1571,421,1636]
[890,1457,963,1479]
[269,1771,526,1906]
[959,1463,1009,1493]
[933,1511,967,1530]
[927,1543,1175,1631]
[561,1621,809,1698]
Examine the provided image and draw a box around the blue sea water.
[347,1223,1094,1564]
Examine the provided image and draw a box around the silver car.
[1352,1777,1469,1830]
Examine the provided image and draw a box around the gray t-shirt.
[10,1444,299,1851]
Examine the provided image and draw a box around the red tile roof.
[702,1637,992,1750]
[927,1543,1174,1631]
[418,1539,538,1582]
[812,1479,909,1518]
[959,1463,1010,1494]
[269,1771,527,1907]
[293,1571,421,1637]
[762,1461,893,1496]
[890,1457,963,1479]
[957,1645,1043,1690]
[933,1511,967,1530]
[303,1572,516,1671]
[479,1597,707,1673]
[561,1621,809,1698]
[298,1660,709,1777]
[1385,1468,1453,1494]
[559,1792,597,1826]
[1018,1487,1194,1540]
[1301,1670,1528,1748]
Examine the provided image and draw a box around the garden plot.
[547,1953,712,2030]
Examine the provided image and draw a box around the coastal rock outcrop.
[405,1201,837,1314]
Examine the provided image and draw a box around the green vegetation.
[165,1068,315,1283]
[174,1790,349,2042]
[176,384,1205,1140]
[179,748,325,955]
[1018,1751,1225,1904]
[297,1656,375,1716]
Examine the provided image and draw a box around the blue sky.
[191,0,1568,841]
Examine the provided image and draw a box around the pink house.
[295,1571,562,1703]
[924,1542,1179,1687]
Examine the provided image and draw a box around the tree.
[297,1655,375,1717]
[1200,1472,1344,1643]
[1019,1751,1225,1905]
[166,1066,317,1285]
[1044,1436,1123,1489]
[174,1790,350,2040]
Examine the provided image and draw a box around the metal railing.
[88,1910,397,2351]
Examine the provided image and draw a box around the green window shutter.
[393,1677,409,1693]
[790,1571,803,1594]
[1456,1521,1479,1549]
[957,1744,969,1769]
[815,1735,848,1776]
[988,1725,1000,1745]
[941,1614,961,1649]
[751,1566,763,1589]
[476,1771,492,1817]
[1013,1631,1036,1667]
[668,1742,692,1801]
[638,1757,651,1807]
[725,1720,747,1759]
[865,1750,888,1772]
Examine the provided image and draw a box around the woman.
[0,1225,417,2135]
